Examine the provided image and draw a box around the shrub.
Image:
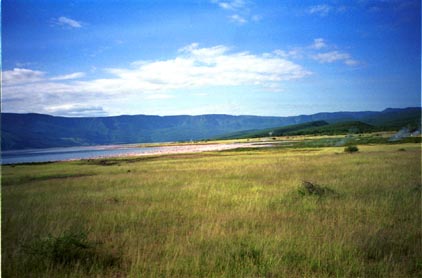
[22,230,120,270]
[298,181,337,197]
[344,145,359,153]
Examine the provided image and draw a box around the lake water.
[1,143,256,165]
[1,145,162,165]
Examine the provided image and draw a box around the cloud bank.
[4,43,310,92]
[3,41,359,116]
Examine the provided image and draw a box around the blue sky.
[2,0,420,117]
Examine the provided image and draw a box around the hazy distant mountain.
[1,107,420,150]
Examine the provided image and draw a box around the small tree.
[344,145,359,153]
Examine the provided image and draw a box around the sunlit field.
[2,139,421,277]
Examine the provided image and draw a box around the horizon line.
[2,106,421,119]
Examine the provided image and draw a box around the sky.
[2,0,421,117]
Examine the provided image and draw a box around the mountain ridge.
[1,107,420,150]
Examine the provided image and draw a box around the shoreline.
[2,142,273,165]
[107,142,269,157]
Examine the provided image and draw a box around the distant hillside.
[360,108,422,129]
[1,107,420,150]
[0,113,303,150]
[219,121,329,139]
[217,120,378,139]
[290,121,376,135]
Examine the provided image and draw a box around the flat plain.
[2,136,421,277]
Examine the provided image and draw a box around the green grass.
[2,142,421,277]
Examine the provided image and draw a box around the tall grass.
[2,143,421,277]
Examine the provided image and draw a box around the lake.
[1,145,161,164]
[1,143,258,165]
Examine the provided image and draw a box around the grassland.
[2,138,421,277]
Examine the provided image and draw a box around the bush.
[344,145,359,153]
[298,181,337,197]
[22,230,120,270]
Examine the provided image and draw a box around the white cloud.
[144,93,174,100]
[307,4,332,16]
[2,38,363,116]
[211,0,261,25]
[2,44,312,115]
[312,51,358,66]
[45,104,107,117]
[178,43,228,57]
[3,68,85,85]
[192,92,209,97]
[50,72,85,81]
[4,42,359,116]
[56,16,82,28]
[307,4,348,17]
[311,38,327,49]
[15,62,34,68]
[92,43,311,94]
[2,68,45,85]
[313,51,349,63]
[212,0,246,10]
[344,59,359,66]
[229,14,247,24]
[273,48,303,59]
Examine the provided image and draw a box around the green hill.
[218,120,378,139]
[219,121,329,139]
[287,121,376,135]
[361,108,421,130]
